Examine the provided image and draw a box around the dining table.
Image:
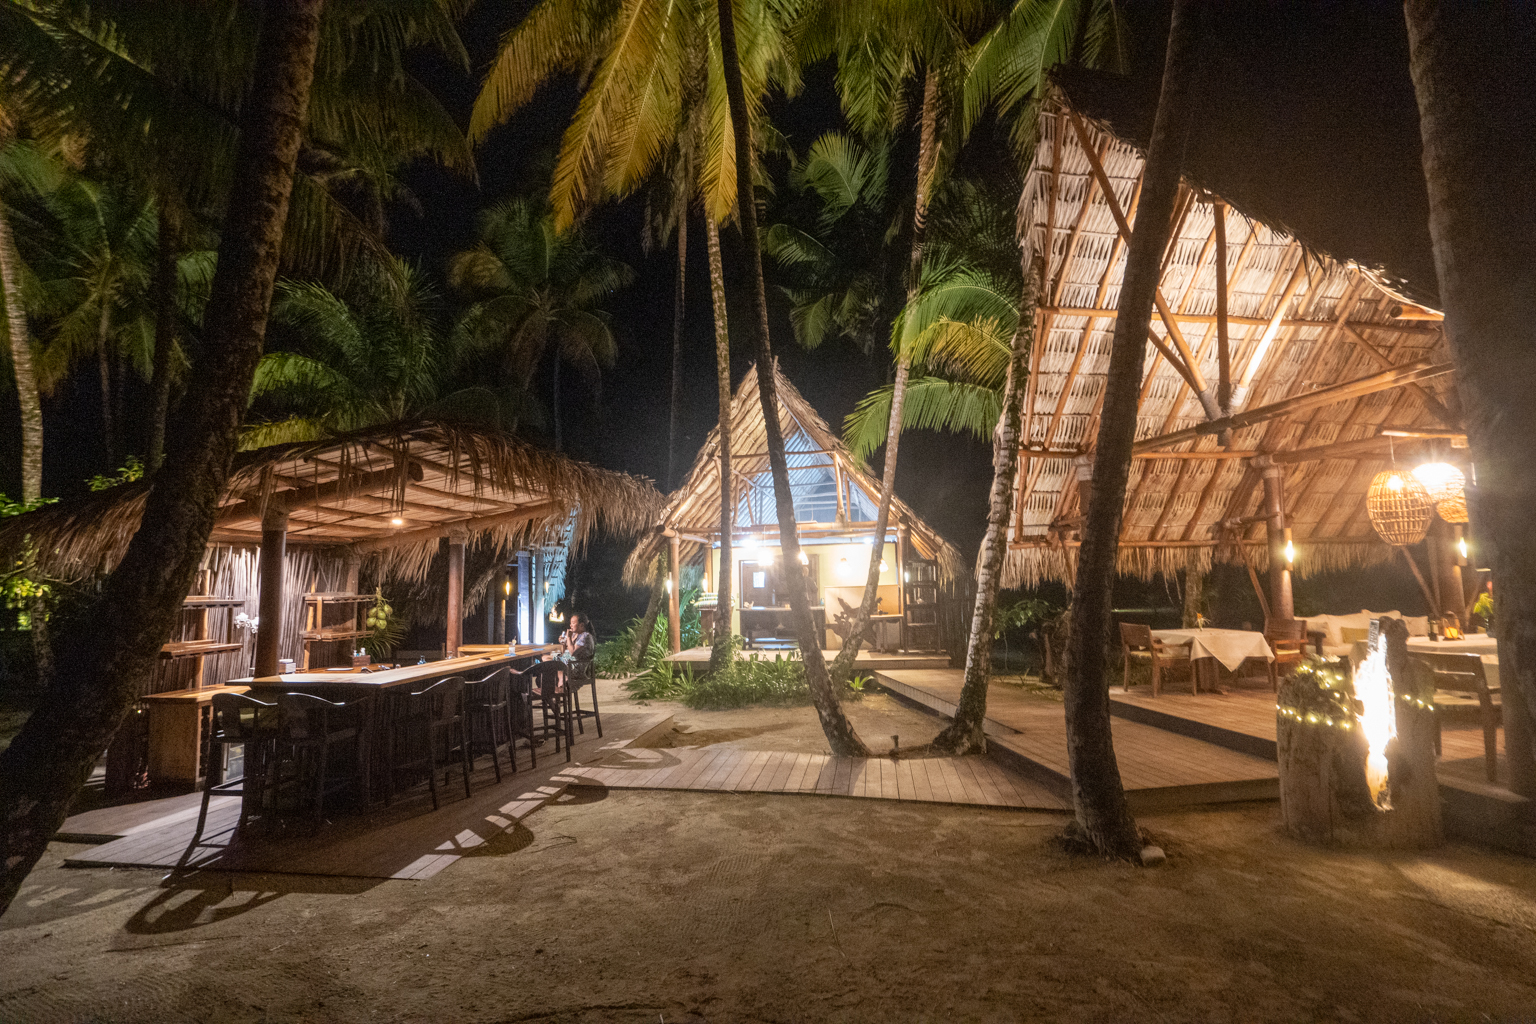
[1150,627,1274,691]
[230,644,562,805]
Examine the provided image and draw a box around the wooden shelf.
[160,640,244,659]
[303,593,374,604]
[301,627,369,642]
[181,596,248,608]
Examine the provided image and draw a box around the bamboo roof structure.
[1005,94,1460,588]
[5,421,662,584]
[627,363,966,585]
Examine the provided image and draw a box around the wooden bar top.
[140,683,252,704]
[234,644,561,691]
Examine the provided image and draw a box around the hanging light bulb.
[879,559,888,572]
[1386,473,1404,492]
[1284,539,1295,565]
[390,517,405,526]
[798,550,809,565]
[1412,461,1465,505]
[1458,536,1469,560]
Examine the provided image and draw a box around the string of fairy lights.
[1275,657,1435,732]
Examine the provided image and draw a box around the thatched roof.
[1005,98,1459,588]
[626,362,966,586]
[5,421,662,583]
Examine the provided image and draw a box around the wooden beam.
[1341,323,1459,427]
[1235,257,1310,396]
[217,463,423,525]
[1135,449,1257,460]
[1035,306,1444,336]
[352,501,560,553]
[1132,360,1454,454]
[1214,201,1231,413]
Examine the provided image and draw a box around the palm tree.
[470,0,799,650]
[0,130,43,503]
[23,175,156,467]
[245,260,528,447]
[1062,0,1201,857]
[1404,1,1536,796]
[450,199,632,451]
[716,0,871,756]
[0,0,329,918]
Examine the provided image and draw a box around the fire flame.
[1354,643,1396,809]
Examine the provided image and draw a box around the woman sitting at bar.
[558,613,595,670]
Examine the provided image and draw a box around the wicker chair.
[176,692,284,871]
[463,667,514,782]
[277,692,370,821]
[1265,619,1308,692]
[1118,622,1193,697]
[384,676,471,810]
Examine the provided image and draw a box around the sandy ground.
[5,682,1536,1022]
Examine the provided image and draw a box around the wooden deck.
[664,646,950,670]
[60,709,674,880]
[876,669,1280,811]
[562,746,1068,810]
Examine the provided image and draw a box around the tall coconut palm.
[1404,1,1536,796]
[450,199,632,451]
[0,0,329,918]
[716,0,871,755]
[470,0,799,651]
[1061,0,1200,857]
[0,122,45,504]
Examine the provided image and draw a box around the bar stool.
[176,692,283,871]
[384,676,471,810]
[277,692,370,821]
[565,656,602,738]
[507,665,541,770]
[530,660,575,763]
[463,667,514,782]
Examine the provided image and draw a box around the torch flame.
[1354,642,1396,809]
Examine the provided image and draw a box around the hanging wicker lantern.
[1437,492,1469,524]
[1412,461,1466,505]
[1368,470,1433,545]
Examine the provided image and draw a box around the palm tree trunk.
[668,205,687,489]
[629,554,667,664]
[552,352,562,451]
[828,68,941,683]
[0,0,326,917]
[0,196,52,690]
[148,199,179,475]
[1405,0,1536,796]
[930,281,1033,754]
[0,203,41,503]
[1064,0,1200,858]
[707,218,733,665]
[97,301,115,468]
[716,0,869,756]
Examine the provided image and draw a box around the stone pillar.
[1259,458,1294,624]
[255,507,288,677]
[668,533,682,653]
[446,527,467,657]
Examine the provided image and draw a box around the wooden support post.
[516,551,532,644]
[1258,459,1294,624]
[1214,200,1231,414]
[1429,518,1464,621]
[668,533,682,653]
[255,508,288,677]
[342,546,362,593]
[446,527,466,657]
[493,569,508,645]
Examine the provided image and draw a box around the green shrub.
[680,651,811,709]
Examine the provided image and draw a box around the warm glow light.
[798,550,809,565]
[1458,536,1469,559]
[1284,539,1295,564]
[838,556,855,580]
[1355,642,1396,809]
[390,517,405,526]
[863,536,875,546]
[760,549,774,566]
[879,559,888,572]
[1412,461,1466,505]
[503,580,512,596]
[665,578,673,593]
[1386,473,1404,492]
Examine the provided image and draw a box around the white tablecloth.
[1151,627,1273,672]
[1406,636,1499,657]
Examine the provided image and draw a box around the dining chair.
[463,667,514,782]
[176,692,283,872]
[1118,622,1193,697]
[1265,619,1308,693]
[1428,653,1500,782]
[277,692,370,822]
[384,676,471,810]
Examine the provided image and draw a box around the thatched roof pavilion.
[629,363,965,653]
[1006,84,1463,623]
[4,421,662,674]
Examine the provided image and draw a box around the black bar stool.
[384,676,471,810]
[464,667,514,782]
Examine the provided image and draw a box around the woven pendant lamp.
[1367,470,1433,545]
[1412,461,1466,505]
[1437,492,1469,524]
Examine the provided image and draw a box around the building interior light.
[798,550,809,565]
[390,517,405,526]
